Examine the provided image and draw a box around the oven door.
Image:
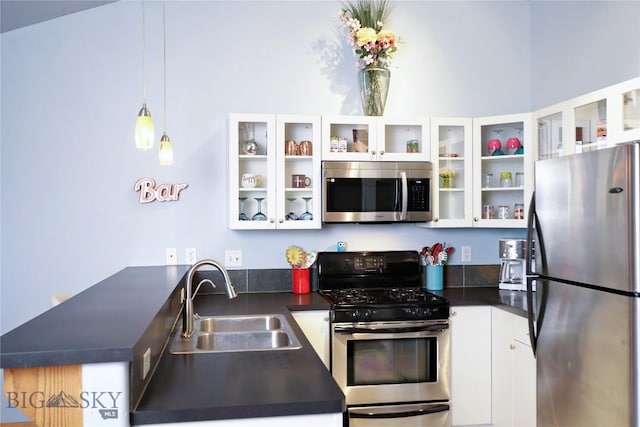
[348,402,450,427]
[331,320,450,406]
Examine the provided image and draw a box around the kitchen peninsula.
[1,265,528,426]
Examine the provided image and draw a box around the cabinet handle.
[379,150,385,155]
[278,218,284,223]
[269,218,275,223]
[450,311,457,317]
[510,344,516,350]
[371,150,376,155]
[474,217,479,222]
[433,218,439,222]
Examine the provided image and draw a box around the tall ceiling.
[1,0,117,33]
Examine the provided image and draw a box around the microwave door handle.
[400,171,408,220]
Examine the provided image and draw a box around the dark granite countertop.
[0,265,189,368]
[131,292,342,425]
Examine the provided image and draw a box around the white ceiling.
[1,0,117,33]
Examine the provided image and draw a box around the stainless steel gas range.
[317,251,451,427]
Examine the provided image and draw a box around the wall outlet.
[166,248,177,265]
[225,249,243,268]
[185,248,197,265]
[142,347,151,380]
[461,246,472,263]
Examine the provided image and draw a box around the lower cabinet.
[491,307,536,427]
[291,310,330,369]
[450,305,492,426]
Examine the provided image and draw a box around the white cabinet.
[450,306,492,426]
[491,307,536,427]
[228,113,321,230]
[291,310,330,369]
[534,76,640,160]
[425,118,473,227]
[472,113,533,228]
[321,115,430,161]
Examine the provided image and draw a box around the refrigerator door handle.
[526,191,539,356]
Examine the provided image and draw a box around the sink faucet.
[182,259,237,338]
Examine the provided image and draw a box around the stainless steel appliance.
[526,140,640,426]
[318,251,451,426]
[498,238,532,291]
[322,161,432,223]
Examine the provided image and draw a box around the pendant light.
[158,0,174,166]
[135,0,154,150]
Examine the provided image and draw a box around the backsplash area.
[193,265,500,294]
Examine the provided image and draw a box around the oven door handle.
[350,404,450,419]
[334,324,449,334]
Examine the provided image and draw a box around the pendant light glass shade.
[159,132,174,165]
[135,103,154,150]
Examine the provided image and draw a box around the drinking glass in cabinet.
[300,197,313,220]
[500,172,513,187]
[252,197,267,221]
[239,197,249,221]
[286,198,299,221]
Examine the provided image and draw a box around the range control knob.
[362,309,372,320]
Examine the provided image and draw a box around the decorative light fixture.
[158,0,174,166]
[135,0,154,150]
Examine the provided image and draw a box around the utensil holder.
[425,265,444,291]
[292,268,310,294]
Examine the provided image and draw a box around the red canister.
[292,268,310,294]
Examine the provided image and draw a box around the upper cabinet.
[426,118,473,227]
[472,113,533,228]
[228,113,321,230]
[534,76,640,160]
[321,116,430,162]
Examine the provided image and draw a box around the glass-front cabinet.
[535,109,564,160]
[473,113,532,228]
[425,118,473,227]
[321,116,429,161]
[534,77,640,160]
[228,113,321,230]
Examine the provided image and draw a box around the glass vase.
[359,66,390,116]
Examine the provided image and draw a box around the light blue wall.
[1,1,637,334]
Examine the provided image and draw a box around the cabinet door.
[491,307,515,427]
[291,310,330,369]
[229,113,276,229]
[512,315,536,427]
[376,117,430,161]
[321,115,378,161]
[276,115,322,229]
[426,118,472,227]
[450,306,492,426]
[472,113,533,228]
[492,307,537,427]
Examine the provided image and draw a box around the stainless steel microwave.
[322,161,432,223]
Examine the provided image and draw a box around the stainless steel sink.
[170,314,302,354]
[198,314,282,333]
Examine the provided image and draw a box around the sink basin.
[170,314,302,354]
[199,314,281,332]
[196,331,293,351]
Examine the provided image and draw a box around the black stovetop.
[317,251,450,322]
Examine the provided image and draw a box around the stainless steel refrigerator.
[526,140,640,427]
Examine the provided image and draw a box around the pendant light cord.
[141,0,147,103]
[162,0,167,131]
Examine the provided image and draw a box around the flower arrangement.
[339,0,397,69]
[285,246,317,269]
[439,169,457,179]
[439,169,456,188]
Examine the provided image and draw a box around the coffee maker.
[498,238,534,291]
